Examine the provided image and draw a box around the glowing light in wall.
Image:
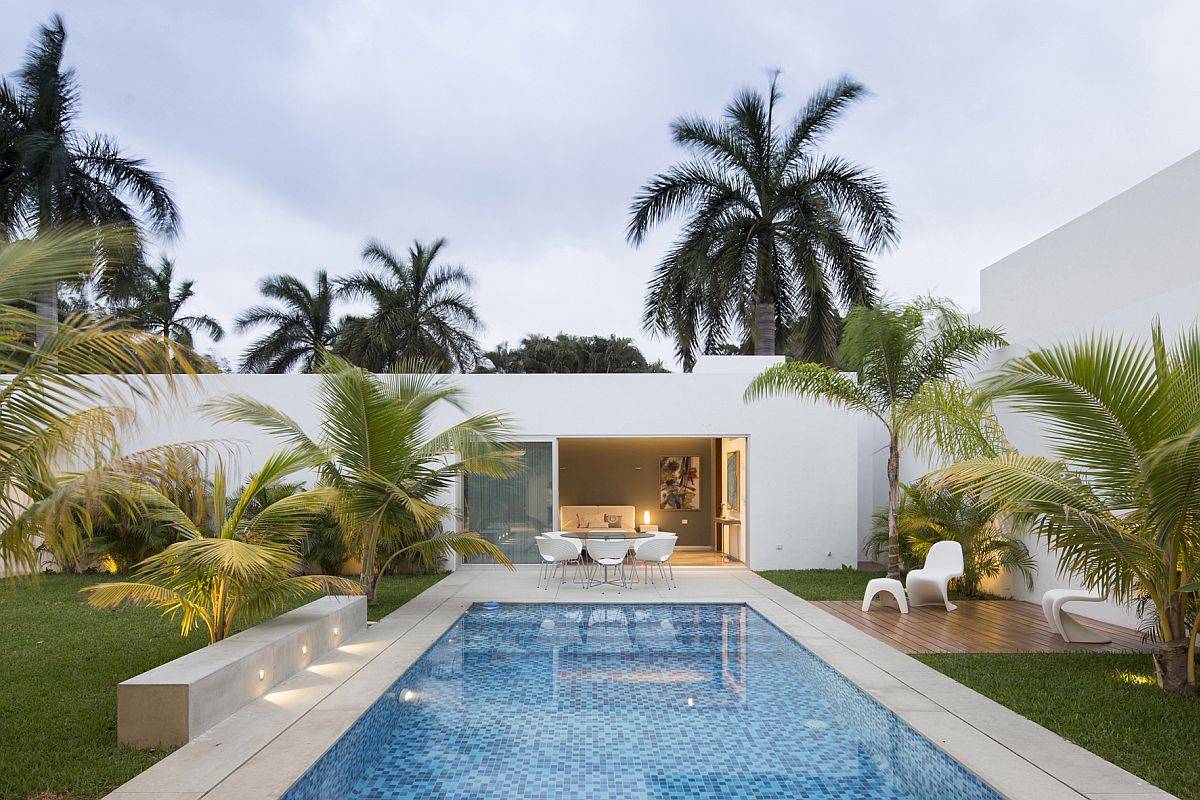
[258,669,265,681]
[301,644,308,656]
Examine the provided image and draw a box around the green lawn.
[0,571,445,800]
[756,567,887,600]
[917,653,1200,800]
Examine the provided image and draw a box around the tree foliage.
[481,333,668,374]
[236,270,341,373]
[746,297,1006,579]
[629,73,897,368]
[334,238,483,373]
[938,322,1200,693]
[205,355,520,603]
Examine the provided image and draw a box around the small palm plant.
[205,354,521,604]
[868,480,1035,597]
[79,448,359,644]
[745,297,1006,580]
[940,322,1200,693]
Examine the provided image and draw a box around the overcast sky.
[2,1,1198,369]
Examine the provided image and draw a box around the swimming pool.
[282,603,1002,799]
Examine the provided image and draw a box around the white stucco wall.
[973,148,1200,627]
[101,368,861,573]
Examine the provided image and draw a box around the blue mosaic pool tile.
[281,603,1002,800]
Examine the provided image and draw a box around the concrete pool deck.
[103,566,1177,800]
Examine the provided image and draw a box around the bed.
[559,505,637,532]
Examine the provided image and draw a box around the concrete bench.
[117,595,367,748]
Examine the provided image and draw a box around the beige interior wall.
[558,437,715,548]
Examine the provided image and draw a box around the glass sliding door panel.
[464,442,553,564]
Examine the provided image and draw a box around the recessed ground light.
[258,669,265,681]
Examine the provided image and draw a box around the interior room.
[557,437,746,566]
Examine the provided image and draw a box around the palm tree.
[745,297,1006,580]
[236,270,341,373]
[0,228,201,575]
[0,16,180,341]
[204,355,520,604]
[867,480,1035,597]
[335,238,483,372]
[628,73,898,368]
[118,257,224,348]
[79,448,359,644]
[939,323,1200,694]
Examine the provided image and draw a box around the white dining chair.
[545,530,590,584]
[534,535,582,590]
[632,534,677,589]
[585,537,632,589]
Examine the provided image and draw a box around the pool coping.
[102,567,1178,800]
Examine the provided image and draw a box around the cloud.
[2,0,1198,368]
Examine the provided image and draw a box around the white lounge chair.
[1042,589,1112,643]
[905,540,964,611]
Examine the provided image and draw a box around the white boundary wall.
[972,149,1200,627]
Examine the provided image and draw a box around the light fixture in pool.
[686,697,694,707]
[481,601,500,610]
[401,689,417,702]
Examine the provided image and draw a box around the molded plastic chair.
[632,534,678,589]
[545,530,589,583]
[1042,589,1112,643]
[905,540,964,611]
[534,535,581,590]
[585,538,631,589]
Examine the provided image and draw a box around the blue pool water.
[282,603,1002,800]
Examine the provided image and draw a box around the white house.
[105,356,862,573]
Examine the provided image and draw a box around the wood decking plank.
[810,600,1149,654]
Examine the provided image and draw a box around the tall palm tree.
[118,257,224,348]
[629,73,898,368]
[0,16,180,341]
[0,228,200,576]
[940,323,1200,694]
[335,238,483,373]
[79,447,359,644]
[204,355,520,604]
[745,297,1006,580]
[236,270,341,373]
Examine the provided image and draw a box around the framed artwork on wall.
[725,450,739,511]
[660,455,700,510]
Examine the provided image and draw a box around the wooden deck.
[813,599,1150,654]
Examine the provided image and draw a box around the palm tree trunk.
[35,284,57,346]
[359,523,379,605]
[885,436,901,580]
[752,302,776,356]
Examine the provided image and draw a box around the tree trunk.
[885,436,901,581]
[359,523,378,605]
[752,302,775,356]
[1153,639,1195,694]
[35,282,57,346]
